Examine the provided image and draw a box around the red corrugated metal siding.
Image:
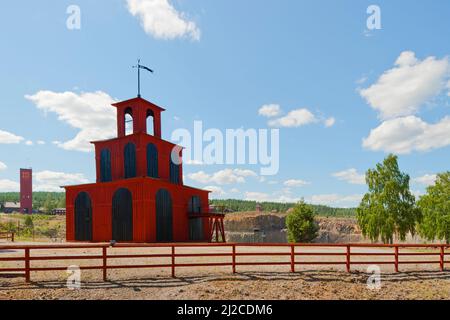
[65,178,209,242]
[66,97,210,243]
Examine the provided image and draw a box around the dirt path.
[1,270,449,300]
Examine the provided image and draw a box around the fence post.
[290,244,295,273]
[171,246,176,278]
[394,246,399,273]
[24,248,30,283]
[11,232,14,242]
[102,247,108,281]
[440,246,445,272]
[346,245,351,273]
[232,244,236,273]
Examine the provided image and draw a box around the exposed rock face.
[224,212,432,244]
[224,212,363,243]
[314,217,362,243]
[224,212,287,243]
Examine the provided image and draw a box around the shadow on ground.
[1,270,449,292]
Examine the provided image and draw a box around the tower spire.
[132,59,154,98]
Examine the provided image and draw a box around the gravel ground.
[0,244,449,300]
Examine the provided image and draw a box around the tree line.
[285,154,450,244]
[209,199,356,217]
[0,192,65,213]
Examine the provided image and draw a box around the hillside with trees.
[0,192,65,213]
[0,192,356,217]
[210,199,356,217]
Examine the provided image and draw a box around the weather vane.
[132,59,154,98]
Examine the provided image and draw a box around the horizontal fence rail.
[0,243,449,283]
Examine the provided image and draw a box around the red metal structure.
[64,96,225,243]
[20,168,32,214]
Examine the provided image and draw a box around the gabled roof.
[111,97,166,112]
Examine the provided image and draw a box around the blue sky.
[0,0,449,207]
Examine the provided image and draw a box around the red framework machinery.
[64,95,226,243]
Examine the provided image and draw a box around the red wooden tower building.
[64,96,225,243]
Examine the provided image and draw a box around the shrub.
[286,201,319,243]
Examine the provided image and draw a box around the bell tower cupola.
[112,97,165,138]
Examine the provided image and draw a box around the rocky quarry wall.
[224,212,431,244]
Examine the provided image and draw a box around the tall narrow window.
[100,148,112,182]
[112,188,133,241]
[169,158,180,184]
[147,143,158,178]
[156,189,173,242]
[74,192,92,241]
[124,143,136,179]
[146,109,154,135]
[124,108,133,135]
[188,196,203,241]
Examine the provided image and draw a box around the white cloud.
[244,188,300,203]
[34,170,89,192]
[258,104,281,118]
[126,0,200,41]
[0,129,24,144]
[412,190,424,198]
[26,91,117,152]
[0,161,7,171]
[188,168,257,185]
[360,51,450,120]
[37,140,46,145]
[283,179,310,187]
[25,140,33,146]
[332,168,365,185]
[230,188,239,193]
[324,117,336,128]
[244,191,272,202]
[356,76,368,85]
[0,179,20,192]
[187,171,210,184]
[307,194,362,208]
[413,174,437,186]
[363,115,450,154]
[268,108,317,128]
[205,186,225,197]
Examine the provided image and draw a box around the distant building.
[20,168,32,214]
[256,203,262,213]
[51,208,66,215]
[1,202,21,214]
[209,205,233,214]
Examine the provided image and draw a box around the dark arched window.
[147,143,158,178]
[156,189,173,242]
[112,188,133,241]
[100,148,112,182]
[169,157,180,184]
[188,196,203,241]
[124,108,133,136]
[74,192,92,241]
[124,142,136,179]
[146,109,154,135]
